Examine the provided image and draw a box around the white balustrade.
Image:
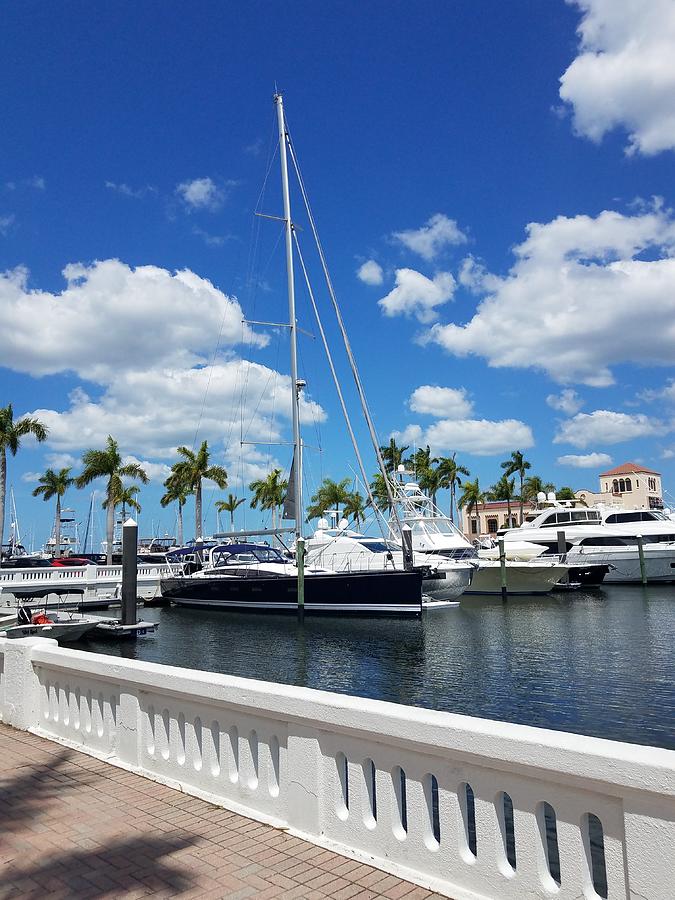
[0,564,171,605]
[0,636,673,900]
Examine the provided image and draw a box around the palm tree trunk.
[230,511,234,531]
[106,490,115,565]
[177,502,184,547]
[55,495,62,558]
[520,473,524,524]
[195,480,202,540]
[507,497,512,527]
[450,482,455,523]
[0,449,6,559]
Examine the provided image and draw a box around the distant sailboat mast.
[275,92,304,541]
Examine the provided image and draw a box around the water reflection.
[83,585,675,750]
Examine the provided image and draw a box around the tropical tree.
[458,478,485,536]
[170,441,228,540]
[486,474,517,527]
[419,464,442,505]
[306,477,351,522]
[557,486,576,501]
[437,453,470,523]
[501,450,532,524]
[369,472,393,512]
[249,468,288,530]
[522,475,556,502]
[76,435,148,564]
[342,491,366,527]
[380,438,409,474]
[104,483,142,520]
[160,475,191,547]
[407,445,433,479]
[0,404,48,558]
[32,467,74,558]
[216,493,245,531]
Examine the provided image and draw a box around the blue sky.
[3,0,675,545]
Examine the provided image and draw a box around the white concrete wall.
[0,637,673,900]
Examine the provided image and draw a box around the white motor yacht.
[500,495,675,583]
[305,521,475,603]
[387,481,572,595]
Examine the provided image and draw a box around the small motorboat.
[1,606,100,642]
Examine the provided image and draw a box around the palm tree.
[419,464,442,505]
[407,445,433,479]
[486,474,516,527]
[522,475,556,502]
[216,493,245,531]
[104,483,141,520]
[369,472,393,512]
[170,441,228,540]
[437,453,470,523]
[342,491,366,527]
[306,477,351,522]
[557,486,576,501]
[249,468,288,530]
[0,404,48,558]
[160,475,191,547]
[501,450,531,525]
[380,438,409,474]
[76,436,148,564]
[32,467,74,558]
[458,478,485,536]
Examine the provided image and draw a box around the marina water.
[83,583,675,751]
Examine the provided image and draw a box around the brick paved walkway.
[0,724,444,899]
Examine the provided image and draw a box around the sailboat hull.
[160,570,424,617]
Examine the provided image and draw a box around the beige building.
[461,461,664,540]
[576,462,663,511]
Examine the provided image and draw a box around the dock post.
[557,530,569,585]
[401,525,414,571]
[122,518,138,626]
[636,534,647,585]
[498,537,508,602]
[297,536,305,623]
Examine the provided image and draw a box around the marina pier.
[1,636,673,899]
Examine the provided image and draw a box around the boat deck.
[0,723,442,899]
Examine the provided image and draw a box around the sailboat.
[160,93,425,616]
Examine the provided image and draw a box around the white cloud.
[425,418,534,456]
[0,214,15,235]
[0,260,266,382]
[176,177,225,211]
[639,379,675,404]
[105,181,155,199]
[45,452,78,470]
[390,424,423,447]
[21,471,42,484]
[356,260,383,285]
[28,360,326,460]
[424,205,675,385]
[554,410,670,448]
[662,448,675,459]
[378,268,455,323]
[556,452,613,468]
[408,385,473,419]
[392,214,467,260]
[560,0,675,155]
[122,456,171,483]
[547,389,583,416]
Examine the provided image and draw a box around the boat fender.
[31,612,53,625]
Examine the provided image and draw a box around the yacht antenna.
[274,92,303,540]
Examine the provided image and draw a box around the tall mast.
[275,92,303,539]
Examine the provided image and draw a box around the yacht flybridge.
[161,94,427,616]
[500,495,675,583]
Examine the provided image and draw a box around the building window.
[618,478,626,492]
[487,518,498,534]
[648,477,657,491]
[613,479,619,493]
[625,478,632,491]
[471,519,478,534]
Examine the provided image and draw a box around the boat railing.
[0,638,672,900]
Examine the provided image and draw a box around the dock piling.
[498,537,508,602]
[122,518,138,626]
[401,525,414,571]
[297,536,305,623]
[557,530,569,585]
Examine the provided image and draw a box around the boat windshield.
[211,545,286,567]
[356,539,399,553]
